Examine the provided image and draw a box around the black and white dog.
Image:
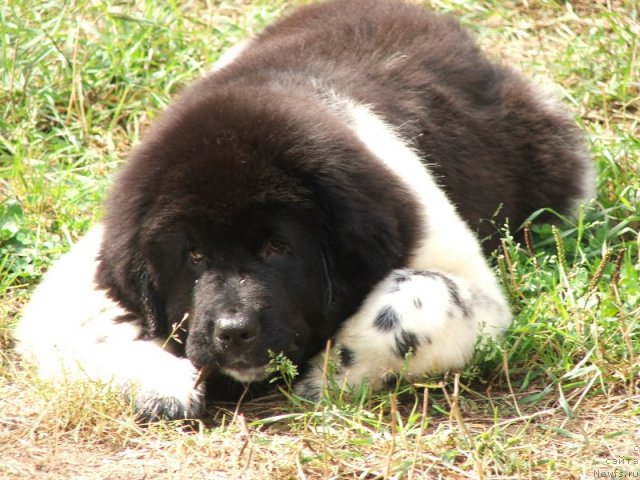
[15,0,593,420]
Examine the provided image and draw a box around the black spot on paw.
[338,346,355,367]
[440,275,471,318]
[387,284,401,293]
[394,329,419,358]
[391,270,412,283]
[414,270,434,278]
[382,374,399,390]
[388,270,412,293]
[417,271,471,318]
[373,305,400,331]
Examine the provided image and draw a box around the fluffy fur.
[15,0,593,420]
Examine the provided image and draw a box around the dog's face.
[143,206,330,383]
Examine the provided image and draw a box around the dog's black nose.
[214,315,259,350]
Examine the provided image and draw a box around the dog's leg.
[293,98,514,399]
[296,266,511,398]
[14,225,205,420]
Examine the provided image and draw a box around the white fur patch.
[14,225,205,420]
[210,39,253,72]
[221,364,270,383]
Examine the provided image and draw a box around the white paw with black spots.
[296,267,511,399]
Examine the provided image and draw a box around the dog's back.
[208,0,593,249]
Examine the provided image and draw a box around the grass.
[1,0,638,478]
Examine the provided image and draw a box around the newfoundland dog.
[16,0,593,420]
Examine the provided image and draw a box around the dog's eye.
[261,239,289,259]
[188,248,207,265]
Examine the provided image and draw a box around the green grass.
[1,0,639,478]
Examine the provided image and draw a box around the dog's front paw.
[293,345,358,401]
[128,383,205,422]
[116,345,207,421]
[297,267,501,399]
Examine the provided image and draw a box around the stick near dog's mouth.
[194,366,210,389]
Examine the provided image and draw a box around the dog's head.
[96,85,419,384]
[143,203,330,383]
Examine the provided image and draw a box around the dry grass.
[3,362,638,478]
[1,0,639,478]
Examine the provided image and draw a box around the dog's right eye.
[188,248,207,265]
[259,239,290,261]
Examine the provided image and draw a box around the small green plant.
[267,350,299,393]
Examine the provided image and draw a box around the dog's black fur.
[95,0,590,400]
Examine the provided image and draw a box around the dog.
[15,0,593,420]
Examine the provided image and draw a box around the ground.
[1,0,638,478]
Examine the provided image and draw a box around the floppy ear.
[137,267,168,338]
[95,235,168,339]
[93,120,176,339]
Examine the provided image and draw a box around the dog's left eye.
[260,239,289,259]
[188,248,207,265]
